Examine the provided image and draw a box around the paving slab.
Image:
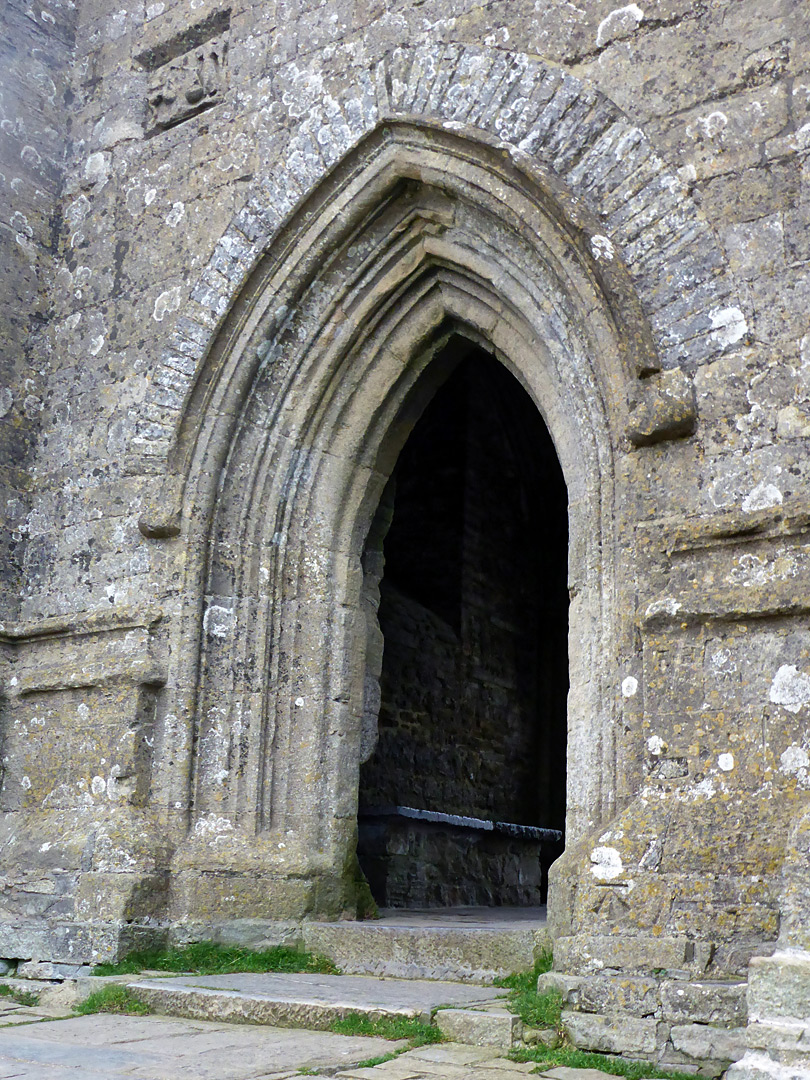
[127,971,506,1028]
[0,1014,404,1078]
[334,1042,540,1078]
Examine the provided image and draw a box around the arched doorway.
[358,338,568,909]
[167,121,632,926]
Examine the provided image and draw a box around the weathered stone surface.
[0,1013,403,1076]
[302,915,546,983]
[727,1052,810,1080]
[567,974,660,1018]
[127,971,504,1029]
[660,980,748,1025]
[2,2,810,1072]
[16,960,92,981]
[436,1007,520,1048]
[562,1010,661,1055]
[748,952,810,1023]
[670,1023,748,1063]
[627,369,698,446]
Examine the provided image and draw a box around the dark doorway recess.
[358,340,568,909]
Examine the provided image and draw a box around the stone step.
[127,971,507,1030]
[562,1008,747,1076]
[748,950,810,1022]
[539,970,747,1023]
[728,1049,810,1080]
[302,907,548,983]
[553,934,717,980]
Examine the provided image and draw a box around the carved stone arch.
[139,44,745,530]
[162,120,665,921]
[139,50,750,923]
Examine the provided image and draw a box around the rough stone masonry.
[1,0,810,1075]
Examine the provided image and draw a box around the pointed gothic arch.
[158,119,662,920]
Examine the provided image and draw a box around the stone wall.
[1,1,809,1071]
[0,0,76,621]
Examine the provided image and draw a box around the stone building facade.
[1,0,810,1074]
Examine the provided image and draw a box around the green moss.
[92,941,339,977]
[0,984,39,1007]
[510,1046,698,1080]
[329,1011,442,1046]
[353,1052,399,1067]
[74,985,151,1016]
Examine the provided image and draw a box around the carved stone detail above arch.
[137,44,745,540]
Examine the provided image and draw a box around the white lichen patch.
[621,675,638,698]
[727,552,796,588]
[769,665,810,713]
[203,603,235,639]
[83,151,110,188]
[590,845,624,881]
[709,306,748,348]
[692,777,716,799]
[709,647,735,674]
[780,744,809,775]
[153,285,182,322]
[718,753,734,772]
[647,735,666,756]
[194,815,235,842]
[695,111,728,141]
[166,201,185,227]
[742,481,783,513]
[596,4,644,47]
[590,234,615,261]
[645,597,682,619]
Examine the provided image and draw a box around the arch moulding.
[135,47,746,923]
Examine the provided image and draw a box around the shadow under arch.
[165,121,639,923]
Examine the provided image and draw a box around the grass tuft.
[511,1045,698,1080]
[510,986,564,1030]
[74,985,151,1016]
[495,949,563,1033]
[92,941,338,978]
[493,947,553,992]
[330,1011,442,1046]
[354,1052,399,1067]
[0,984,39,1007]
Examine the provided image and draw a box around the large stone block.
[554,935,706,977]
[660,980,747,1024]
[562,1010,662,1055]
[748,951,810,1023]
[670,1023,748,1063]
[436,1007,520,1048]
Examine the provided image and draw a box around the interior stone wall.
[1,2,809,1073]
[359,349,568,831]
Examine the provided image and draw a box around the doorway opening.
[358,339,568,909]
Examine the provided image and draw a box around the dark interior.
[358,340,569,908]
